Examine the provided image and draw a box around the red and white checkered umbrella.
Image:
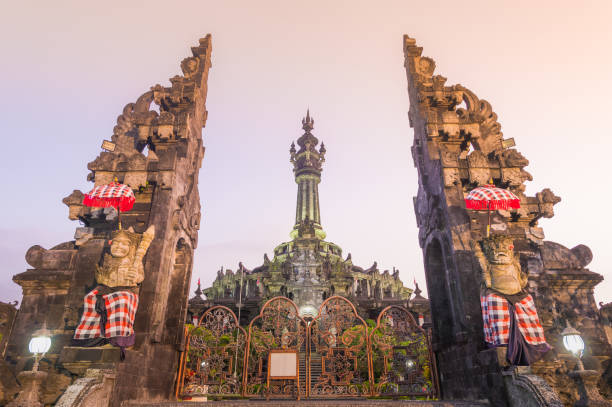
[83,182,135,212]
[465,184,520,237]
[465,184,520,211]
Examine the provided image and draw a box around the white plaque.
[101,140,116,152]
[269,351,297,377]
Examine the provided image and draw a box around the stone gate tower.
[404,36,611,405]
[4,36,212,406]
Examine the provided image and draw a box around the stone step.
[126,400,489,407]
[59,346,122,375]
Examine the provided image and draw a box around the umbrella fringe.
[465,199,520,211]
[83,196,135,212]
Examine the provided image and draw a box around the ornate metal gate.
[243,297,308,399]
[177,306,247,399]
[178,297,438,400]
[308,296,372,397]
[369,305,439,398]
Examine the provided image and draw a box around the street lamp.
[561,322,585,371]
[560,321,612,406]
[7,331,52,407]
[28,335,51,372]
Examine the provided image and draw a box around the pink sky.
[1,0,611,306]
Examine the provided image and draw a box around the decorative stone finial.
[293,110,322,171]
[194,278,203,298]
[414,281,422,297]
[302,109,314,132]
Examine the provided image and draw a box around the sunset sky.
[1,1,611,306]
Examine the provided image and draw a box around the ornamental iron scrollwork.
[178,298,438,400]
[308,296,372,397]
[178,306,246,399]
[369,305,439,398]
[243,296,308,398]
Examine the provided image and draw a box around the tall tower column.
[295,174,320,225]
[290,110,326,239]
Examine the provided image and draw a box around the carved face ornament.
[110,235,132,258]
[483,237,514,265]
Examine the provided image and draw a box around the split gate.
[177,296,438,400]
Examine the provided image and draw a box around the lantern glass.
[28,336,51,355]
[563,334,584,357]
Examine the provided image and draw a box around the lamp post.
[28,335,51,372]
[561,322,585,371]
[561,321,611,407]
[8,332,51,407]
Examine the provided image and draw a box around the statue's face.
[483,238,514,265]
[110,236,131,258]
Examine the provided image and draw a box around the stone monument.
[404,35,611,405]
[3,36,212,406]
[199,111,414,323]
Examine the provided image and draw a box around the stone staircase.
[306,352,322,388]
[299,352,308,389]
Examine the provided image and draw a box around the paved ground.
[125,399,490,407]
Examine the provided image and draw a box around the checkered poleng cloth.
[73,289,138,339]
[481,293,547,346]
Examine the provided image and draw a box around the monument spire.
[290,110,326,239]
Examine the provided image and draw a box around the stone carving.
[472,236,550,366]
[180,57,200,78]
[55,369,116,407]
[571,244,593,268]
[456,85,503,155]
[467,150,491,186]
[500,149,529,168]
[443,168,461,187]
[63,190,86,220]
[95,226,155,288]
[71,225,155,353]
[472,235,526,295]
[439,145,459,167]
[503,369,563,407]
[74,227,94,247]
[535,189,561,220]
[415,56,436,78]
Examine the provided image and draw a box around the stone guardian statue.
[95,226,155,287]
[471,235,550,365]
[72,225,155,357]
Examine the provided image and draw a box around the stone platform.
[125,400,489,407]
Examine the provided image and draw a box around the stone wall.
[0,301,18,403]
